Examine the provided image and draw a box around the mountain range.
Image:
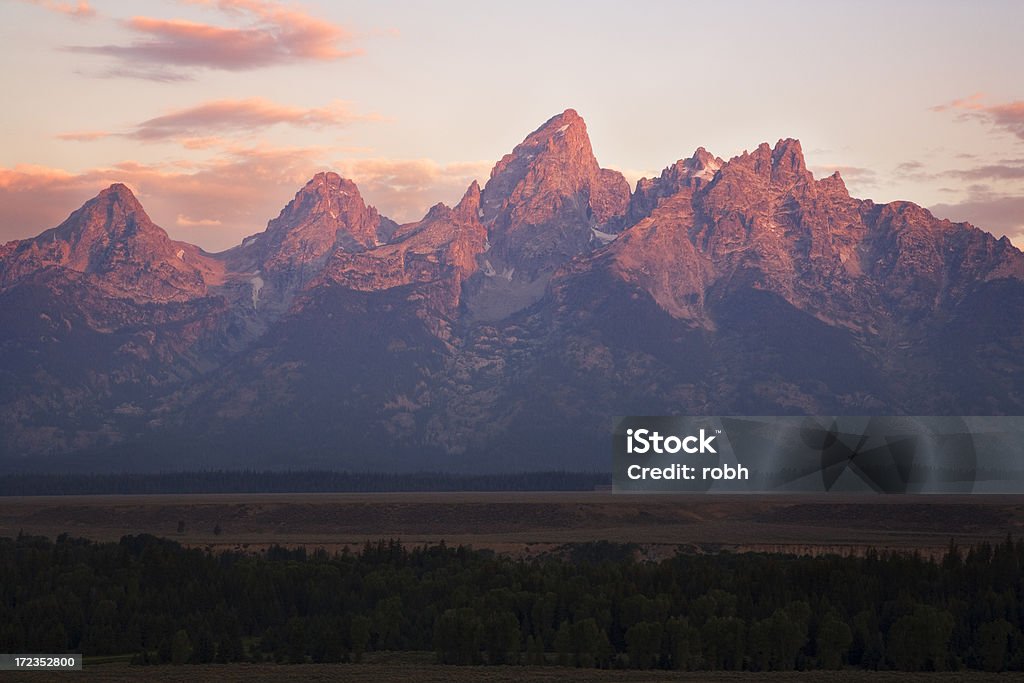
[2,109,1023,472]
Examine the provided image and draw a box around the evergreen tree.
[434,608,483,665]
[817,612,853,670]
[171,629,191,666]
[483,611,520,665]
[350,616,371,663]
[977,619,1014,672]
[887,605,954,671]
[192,629,215,664]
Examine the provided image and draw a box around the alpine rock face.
[2,111,1022,471]
[466,109,631,321]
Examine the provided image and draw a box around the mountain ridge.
[1,109,1022,471]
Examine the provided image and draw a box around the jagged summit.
[479,109,596,224]
[454,180,482,221]
[238,171,397,281]
[98,182,139,201]
[720,138,812,186]
[54,183,150,244]
[0,182,210,301]
[268,172,377,246]
[45,182,166,272]
[497,108,587,159]
[627,147,726,225]
[474,108,629,285]
[770,138,809,177]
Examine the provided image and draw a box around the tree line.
[0,470,608,496]
[0,533,1021,671]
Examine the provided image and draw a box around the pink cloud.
[197,0,356,60]
[70,0,358,78]
[935,94,1024,140]
[130,98,377,141]
[55,98,380,147]
[22,0,95,19]
[931,93,987,113]
[55,130,111,142]
[180,136,230,150]
[88,66,195,83]
[946,162,1024,181]
[176,214,223,227]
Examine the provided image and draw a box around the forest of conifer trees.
[1,533,1022,671]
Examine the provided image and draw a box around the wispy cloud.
[21,0,95,19]
[945,160,1024,181]
[930,184,1024,246]
[86,66,195,83]
[69,0,358,79]
[895,161,925,174]
[176,214,222,227]
[934,93,1024,141]
[56,98,380,146]
[55,130,111,142]
[890,160,937,182]
[130,98,378,141]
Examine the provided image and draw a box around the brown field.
[1,492,1023,558]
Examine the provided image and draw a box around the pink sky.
[2,0,1022,251]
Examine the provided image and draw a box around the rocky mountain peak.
[480,109,595,224]
[817,170,849,197]
[35,183,175,270]
[685,147,724,180]
[0,183,210,301]
[96,182,142,208]
[422,202,453,222]
[771,138,809,179]
[454,180,482,221]
[474,109,629,286]
[246,171,394,280]
[515,108,587,153]
[626,147,725,225]
[56,183,150,247]
[704,138,814,203]
[271,171,370,239]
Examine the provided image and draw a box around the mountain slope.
[1,111,1023,471]
[0,185,231,461]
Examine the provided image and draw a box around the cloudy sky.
[1,0,1022,251]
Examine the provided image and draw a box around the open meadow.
[1,492,1022,559]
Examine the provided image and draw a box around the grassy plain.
[1,492,1022,558]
